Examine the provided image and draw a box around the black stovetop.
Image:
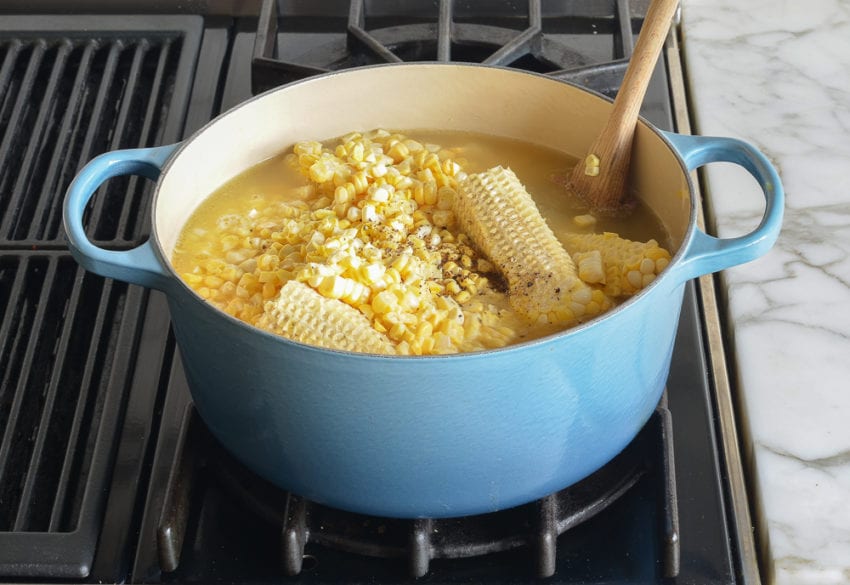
[0,3,738,583]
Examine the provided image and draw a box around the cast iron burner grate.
[156,403,679,579]
[251,0,640,98]
[0,15,201,579]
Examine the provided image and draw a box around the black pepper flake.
[482,271,508,293]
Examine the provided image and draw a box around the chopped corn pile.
[174,129,672,355]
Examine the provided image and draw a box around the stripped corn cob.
[258,280,395,354]
[455,166,611,325]
[561,232,672,296]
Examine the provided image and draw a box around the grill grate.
[0,255,130,533]
[0,33,186,247]
[252,0,636,98]
[0,15,202,579]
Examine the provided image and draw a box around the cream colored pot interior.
[155,64,691,258]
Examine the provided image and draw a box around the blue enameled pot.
[63,64,783,518]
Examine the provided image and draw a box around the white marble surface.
[680,1,850,583]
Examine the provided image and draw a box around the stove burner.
[251,0,637,97]
[0,6,739,583]
[156,404,679,579]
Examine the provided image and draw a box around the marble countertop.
[680,1,850,583]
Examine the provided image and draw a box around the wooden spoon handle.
[604,0,680,151]
[570,0,680,211]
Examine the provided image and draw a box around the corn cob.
[455,166,611,325]
[259,280,395,354]
[561,232,672,296]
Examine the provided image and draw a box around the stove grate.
[156,405,679,580]
[251,0,638,98]
[0,16,201,579]
[0,26,192,248]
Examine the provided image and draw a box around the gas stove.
[0,2,756,583]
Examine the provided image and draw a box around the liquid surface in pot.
[171,130,671,355]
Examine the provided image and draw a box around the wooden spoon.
[568,0,680,214]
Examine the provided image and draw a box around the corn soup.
[171,130,671,355]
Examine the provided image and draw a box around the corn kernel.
[372,290,397,314]
[362,204,378,222]
[204,275,224,288]
[183,273,204,285]
[584,153,600,176]
[436,187,456,210]
[432,210,454,228]
[318,275,345,299]
[423,181,438,206]
[572,213,597,230]
[576,250,605,284]
[387,142,409,162]
[370,186,390,203]
[221,234,240,251]
[351,172,369,194]
[445,279,461,295]
[388,322,408,341]
[309,160,334,183]
[427,282,444,295]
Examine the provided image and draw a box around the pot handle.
[63,144,179,292]
[662,132,784,284]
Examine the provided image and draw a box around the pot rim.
[150,61,697,360]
